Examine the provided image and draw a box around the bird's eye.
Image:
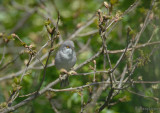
[66,46,70,48]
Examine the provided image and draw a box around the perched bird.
[55,40,76,87]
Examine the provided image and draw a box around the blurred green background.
[0,0,160,113]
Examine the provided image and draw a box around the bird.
[55,40,76,87]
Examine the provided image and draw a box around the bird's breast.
[55,51,76,71]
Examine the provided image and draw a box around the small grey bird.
[55,40,76,87]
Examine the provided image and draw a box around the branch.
[127,90,159,102]
[107,41,160,54]
[36,13,60,93]
[68,17,96,40]
[0,45,6,65]
[0,54,19,71]
[131,0,156,54]
[110,27,130,73]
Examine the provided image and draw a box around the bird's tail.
[60,76,69,87]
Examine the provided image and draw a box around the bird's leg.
[59,69,68,80]
[67,68,77,76]
[59,69,70,87]
[59,74,63,81]
[60,68,68,74]
[68,70,77,76]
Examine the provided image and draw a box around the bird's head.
[60,40,75,56]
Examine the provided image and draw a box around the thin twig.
[0,45,6,65]
[36,12,60,94]
[127,90,159,102]
[80,90,84,113]
[93,60,96,82]
[68,17,96,40]
[110,28,130,73]
[0,54,20,71]
[77,30,98,37]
